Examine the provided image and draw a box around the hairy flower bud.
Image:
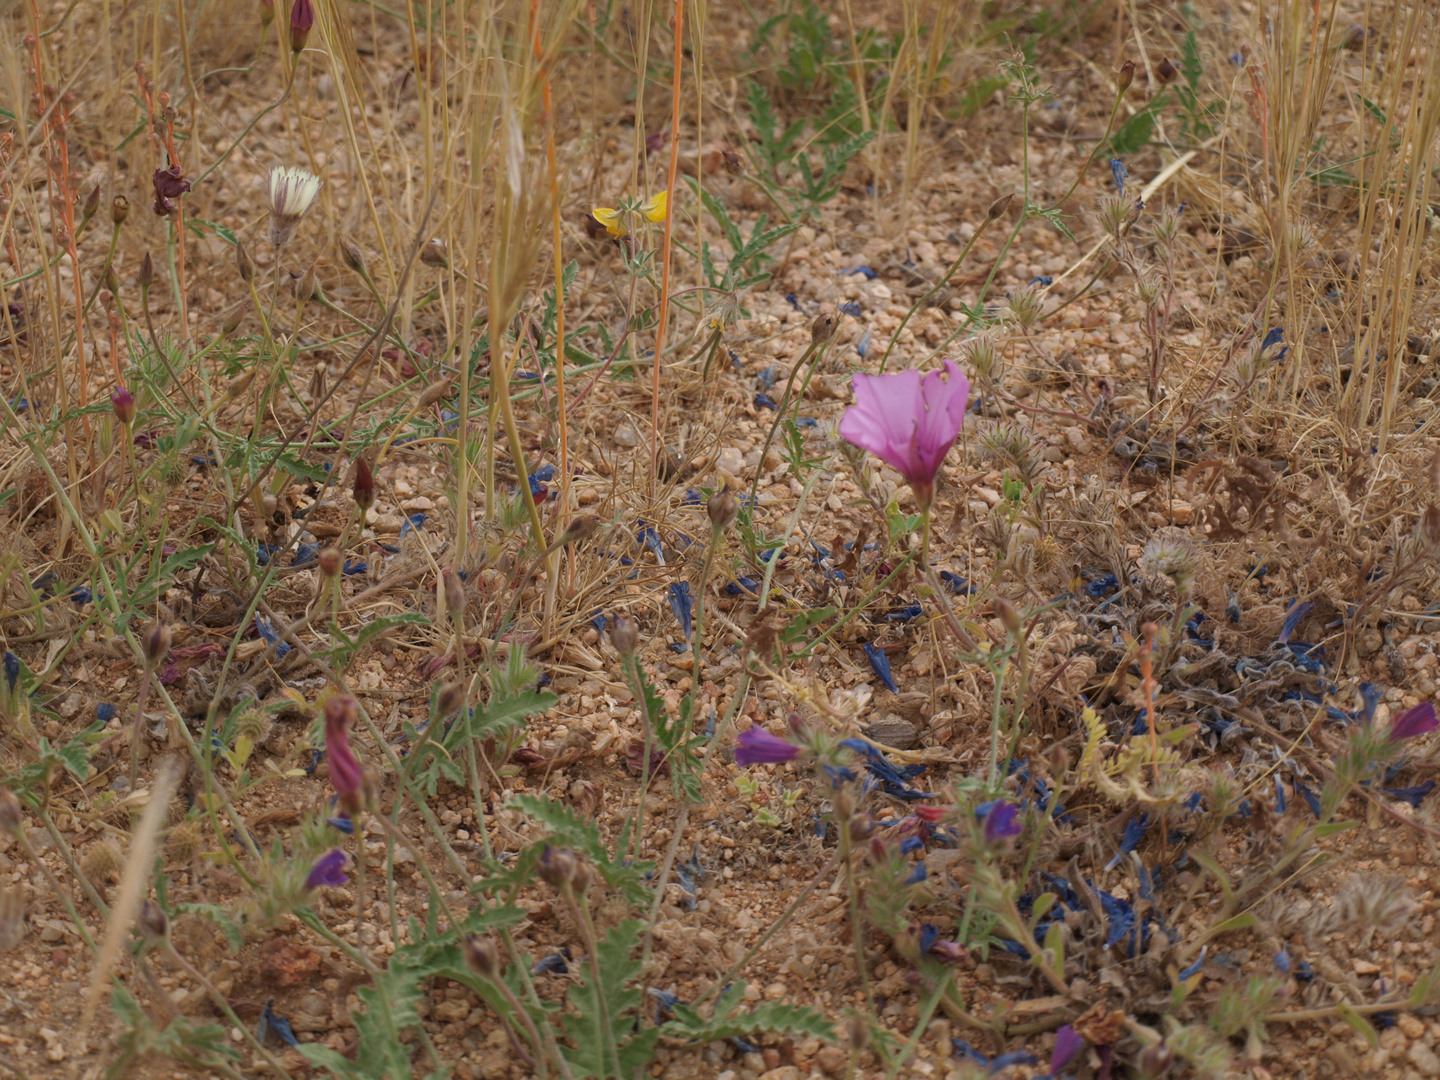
[707,485,738,532]
[111,385,136,426]
[0,788,21,834]
[537,845,579,890]
[222,300,249,336]
[295,264,319,303]
[81,186,100,223]
[352,456,375,513]
[340,238,367,276]
[560,515,598,547]
[417,379,452,409]
[318,546,342,577]
[437,681,466,717]
[987,192,1014,220]
[110,194,129,228]
[995,597,1022,636]
[443,569,466,619]
[848,812,876,841]
[232,242,254,287]
[141,620,171,666]
[1156,57,1178,84]
[1117,60,1135,93]
[610,615,639,657]
[420,238,449,268]
[138,251,154,290]
[138,899,170,942]
[810,304,838,346]
[464,935,501,979]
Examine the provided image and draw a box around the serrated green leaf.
[560,919,658,1079]
[662,986,836,1045]
[1181,30,1203,93]
[508,793,652,903]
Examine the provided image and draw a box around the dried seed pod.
[236,240,254,284]
[141,620,171,666]
[138,251,154,290]
[464,935,501,979]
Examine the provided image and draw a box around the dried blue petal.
[905,863,927,884]
[885,604,923,622]
[1358,682,1381,725]
[863,643,898,692]
[919,923,939,954]
[822,764,857,786]
[532,953,569,975]
[343,560,368,576]
[1293,780,1321,818]
[254,616,291,658]
[899,836,924,856]
[668,642,687,653]
[1029,275,1054,286]
[730,1036,760,1054]
[1383,780,1435,807]
[591,610,607,634]
[990,1051,1040,1071]
[649,988,682,1023]
[1277,600,1313,643]
[1105,814,1150,870]
[636,522,664,561]
[856,325,873,360]
[292,543,318,568]
[952,1039,991,1066]
[724,577,760,596]
[258,1001,300,1049]
[839,301,863,317]
[754,393,777,411]
[96,702,116,723]
[399,512,427,538]
[1261,326,1285,351]
[1110,158,1129,194]
[682,488,703,506]
[668,582,694,641]
[1275,775,1287,813]
[1085,573,1119,598]
[1179,947,1207,980]
[1295,959,1314,981]
[794,417,818,428]
[533,464,557,482]
[3,652,18,692]
[757,365,778,390]
[256,544,280,567]
[784,293,801,311]
[939,571,974,595]
[843,265,878,280]
[1274,949,1291,974]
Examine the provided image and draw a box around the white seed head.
[267,166,322,248]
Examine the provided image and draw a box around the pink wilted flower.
[1390,701,1438,742]
[838,359,970,508]
[735,727,800,766]
[324,695,363,813]
[305,849,348,889]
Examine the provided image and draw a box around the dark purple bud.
[141,620,171,666]
[138,899,169,941]
[352,456,375,513]
[980,800,1022,843]
[464,935,501,979]
[537,845,579,890]
[111,385,136,426]
[290,0,314,52]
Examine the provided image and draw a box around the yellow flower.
[639,188,667,223]
[591,206,625,236]
[590,189,668,236]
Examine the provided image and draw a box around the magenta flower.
[111,386,136,426]
[1050,1025,1083,1074]
[324,695,363,813]
[839,358,970,507]
[1390,701,1438,742]
[305,849,348,889]
[979,800,1021,843]
[735,728,800,766]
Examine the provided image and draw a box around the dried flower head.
[610,615,639,657]
[318,546,342,578]
[166,820,204,863]
[82,839,124,883]
[810,304,839,345]
[236,240,255,283]
[141,620,171,666]
[1156,57,1179,84]
[267,166,322,248]
[1097,193,1136,241]
[138,251,155,290]
[340,238,368,276]
[111,194,130,226]
[420,239,449,268]
[959,332,1003,390]
[443,569,467,620]
[1002,283,1045,331]
[152,165,190,217]
[235,707,273,744]
[537,845,581,890]
[707,486,738,532]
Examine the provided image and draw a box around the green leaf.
[665,981,836,1044]
[176,903,245,952]
[1181,30,1203,93]
[1335,1001,1379,1050]
[274,453,333,483]
[329,611,431,669]
[1108,104,1160,156]
[561,920,659,1079]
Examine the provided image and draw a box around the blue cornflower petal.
[668,582,694,641]
[399,513,427,538]
[258,1001,300,1048]
[1179,946,1207,980]
[1105,814,1150,870]
[1110,158,1129,195]
[1383,780,1435,808]
[754,393,777,411]
[96,703,117,723]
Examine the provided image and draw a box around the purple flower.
[1051,1025,1082,1074]
[111,386,135,426]
[290,0,314,52]
[305,849,348,889]
[978,800,1021,843]
[1390,701,1438,742]
[151,165,191,217]
[839,359,970,507]
[735,728,800,766]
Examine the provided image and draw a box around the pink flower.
[1051,1025,1083,1074]
[324,695,363,813]
[290,0,314,52]
[1390,701,1438,742]
[839,359,970,507]
[734,728,800,766]
[111,386,135,426]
